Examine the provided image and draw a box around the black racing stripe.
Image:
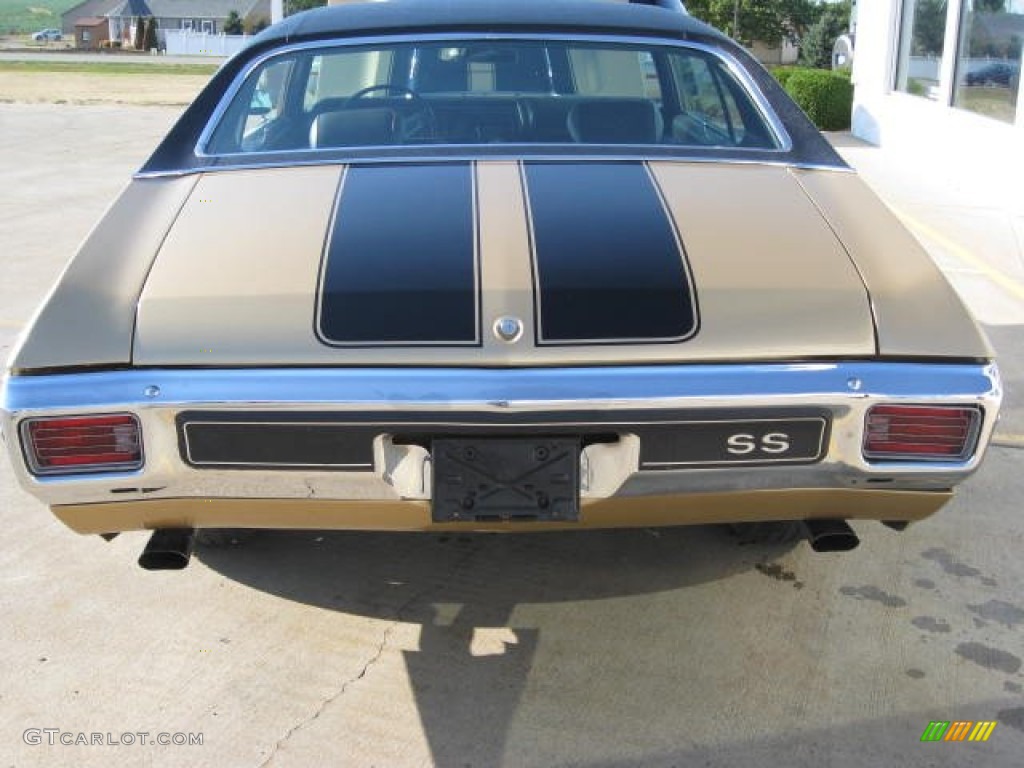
[318,163,478,345]
[523,162,697,344]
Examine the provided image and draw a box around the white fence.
[163,29,250,57]
[907,55,941,81]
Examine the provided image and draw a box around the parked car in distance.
[32,28,62,42]
[965,60,1019,87]
[0,0,1002,571]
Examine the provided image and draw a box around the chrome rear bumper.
[1,361,1002,513]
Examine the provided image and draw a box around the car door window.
[240,58,294,151]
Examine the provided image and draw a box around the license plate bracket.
[432,437,580,522]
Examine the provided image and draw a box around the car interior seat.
[309,108,398,148]
[566,99,663,144]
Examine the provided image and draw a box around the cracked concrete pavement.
[1,104,1023,767]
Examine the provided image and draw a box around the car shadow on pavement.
[196,524,797,766]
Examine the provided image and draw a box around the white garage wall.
[851,0,1024,214]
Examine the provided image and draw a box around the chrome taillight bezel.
[20,413,145,477]
[863,404,983,462]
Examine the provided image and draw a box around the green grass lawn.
[0,60,219,75]
[0,0,74,35]
[956,85,1018,124]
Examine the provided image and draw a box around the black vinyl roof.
[257,1,725,46]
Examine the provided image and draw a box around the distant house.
[62,0,271,48]
[74,17,112,50]
[748,39,799,67]
[62,0,120,36]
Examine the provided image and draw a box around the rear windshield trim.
[195,32,792,159]
[135,156,854,181]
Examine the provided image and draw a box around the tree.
[143,16,158,51]
[286,0,327,16]
[246,16,270,34]
[132,16,145,50]
[799,0,851,69]
[911,0,947,56]
[224,10,244,35]
[685,0,820,46]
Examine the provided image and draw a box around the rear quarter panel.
[8,176,198,373]
[794,170,993,361]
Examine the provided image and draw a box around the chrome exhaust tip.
[802,518,859,553]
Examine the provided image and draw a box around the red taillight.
[22,414,143,475]
[863,405,980,461]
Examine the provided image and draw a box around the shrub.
[777,67,853,131]
[906,77,927,97]
[771,66,803,88]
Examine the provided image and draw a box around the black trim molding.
[177,409,830,471]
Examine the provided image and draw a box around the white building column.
[851,0,1024,216]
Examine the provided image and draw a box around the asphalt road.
[1,104,1022,767]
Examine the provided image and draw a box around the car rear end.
[0,1,1003,567]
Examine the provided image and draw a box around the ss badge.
[726,432,791,456]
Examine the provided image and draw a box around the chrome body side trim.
[1,362,1001,509]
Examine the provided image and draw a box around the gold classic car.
[0,0,1002,569]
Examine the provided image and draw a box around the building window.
[201,19,214,34]
[953,0,1022,123]
[895,0,950,99]
[182,20,193,31]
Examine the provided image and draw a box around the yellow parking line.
[992,433,1024,447]
[889,205,1024,303]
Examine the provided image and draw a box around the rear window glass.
[206,39,780,155]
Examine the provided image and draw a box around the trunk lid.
[132,161,875,366]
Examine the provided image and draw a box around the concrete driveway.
[1,104,1022,767]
